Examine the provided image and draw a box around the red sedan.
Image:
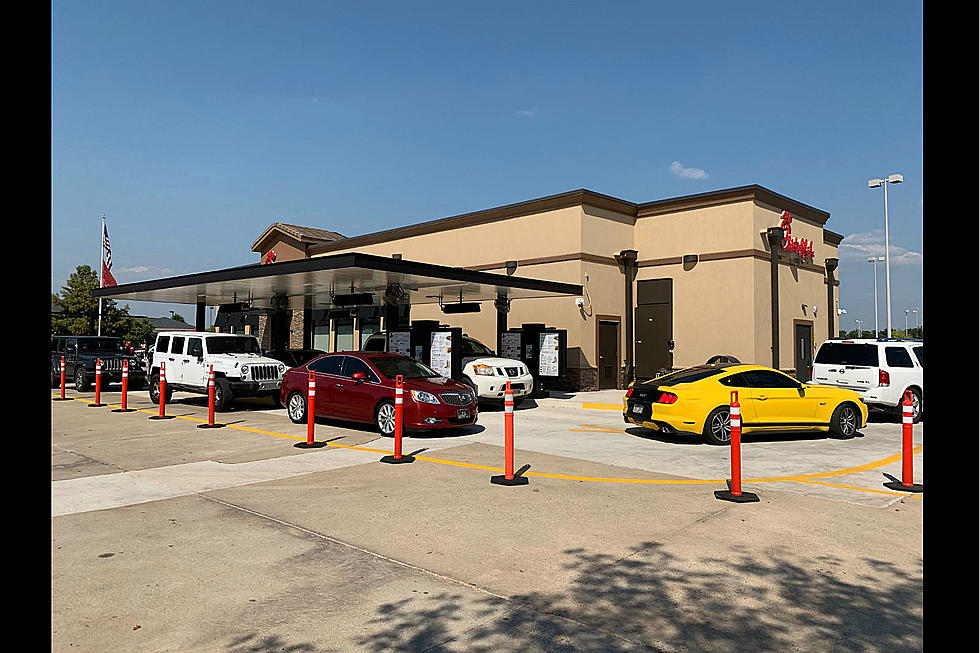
[280,352,478,435]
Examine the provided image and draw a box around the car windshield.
[206,336,261,354]
[77,338,126,352]
[649,366,724,386]
[462,338,495,357]
[367,356,440,379]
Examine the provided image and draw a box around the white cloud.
[669,161,709,180]
[513,109,537,117]
[838,229,922,265]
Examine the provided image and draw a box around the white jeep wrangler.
[148,331,287,411]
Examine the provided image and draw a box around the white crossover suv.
[148,331,287,411]
[361,333,534,405]
[810,338,923,422]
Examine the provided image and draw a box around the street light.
[856,319,863,338]
[868,173,903,337]
[867,256,884,336]
[904,308,909,333]
[912,308,919,331]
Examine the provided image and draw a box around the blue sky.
[52,1,923,332]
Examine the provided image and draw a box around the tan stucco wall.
[297,194,839,384]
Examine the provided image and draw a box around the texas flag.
[101,219,117,288]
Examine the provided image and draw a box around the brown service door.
[634,303,673,380]
[598,320,620,389]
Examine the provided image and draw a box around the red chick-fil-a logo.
[263,250,277,265]
[778,211,814,260]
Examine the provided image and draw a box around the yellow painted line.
[582,403,624,411]
[53,393,924,496]
[794,478,924,498]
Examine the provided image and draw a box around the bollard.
[198,365,225,429]
[149,361,175,420]
[88,358,106,407]
[295,369,325,447]
[491,381,528,485]
[714,390,758,503]
[381,375,414,463]
[53,356,71,400]
[112,359,136,412]
[883,391,923,493]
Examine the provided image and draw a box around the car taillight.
[879,369,890,386]
[809,366,813,381]
[655,392,678,404]
[625,387,634,398]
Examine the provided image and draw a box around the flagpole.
[98,214,104,336]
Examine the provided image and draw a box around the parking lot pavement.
[52,390,923,652]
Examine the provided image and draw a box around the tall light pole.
[912,308,919,330]
[867,256,883,336]
[868,173,903,337]
[856,319,863,337]
[904,309,909,333]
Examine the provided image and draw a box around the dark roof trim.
[306,186,831,255]
[823,229,844,246]
[91,251,583,299]
[307,189,638,256]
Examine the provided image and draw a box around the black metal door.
[270,311,290,352]
[598,320,619,389]
[634,303,672,380]
[795,323,813,380]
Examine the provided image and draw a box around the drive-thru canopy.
[92,252,583,331]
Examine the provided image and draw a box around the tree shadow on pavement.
[355,542,922,652]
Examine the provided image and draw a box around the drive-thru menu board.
[429,331,453,378]
[539,332,561,377]
[387,331,412,357]
[500,332,522,361]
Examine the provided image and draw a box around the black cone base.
[714,489,759,503]
[52,397,73,401]
[883,481,924,493]
[88,403,106,407]
[198,423,226,429]
[491,474,529,486]
[294,441,327,448]
[149,415,175,420]
[111,408,137,413]
[380,454,415,464]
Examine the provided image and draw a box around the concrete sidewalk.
[537,388,626,410]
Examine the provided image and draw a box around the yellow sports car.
[623,364,868,445]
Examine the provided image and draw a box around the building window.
[313,324,331,352]
[359,317,381,349]
[334,317,355,352]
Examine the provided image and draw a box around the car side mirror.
[352,371,367,382]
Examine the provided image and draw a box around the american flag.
[101,219,117,287]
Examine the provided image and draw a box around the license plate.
[457,409,470,419]
[631,405,643,414]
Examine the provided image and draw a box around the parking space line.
[581,403,623,411]
[53,394,924,497]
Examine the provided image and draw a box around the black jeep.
[51,335,147,392]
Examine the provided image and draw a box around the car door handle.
[335,383,344,388]
[757,395,768,400]
[168,357,174,362]
[182,359,189,363]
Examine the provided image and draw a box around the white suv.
[148,331,287,411]
[810,338,923,422]
[362,333,534,405]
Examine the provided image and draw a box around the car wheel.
[213,378,233,412]
[375,400,396,436]
[51,366,60,388]
[905,388,923,424]
[75,367,89,392]
[829,402,859,439]
[149,372,173,405]
[702,406,731,445]
[286,391,307,424]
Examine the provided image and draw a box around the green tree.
[169,311,187,324]
[51,265,130,336]
[119,316,157,349]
